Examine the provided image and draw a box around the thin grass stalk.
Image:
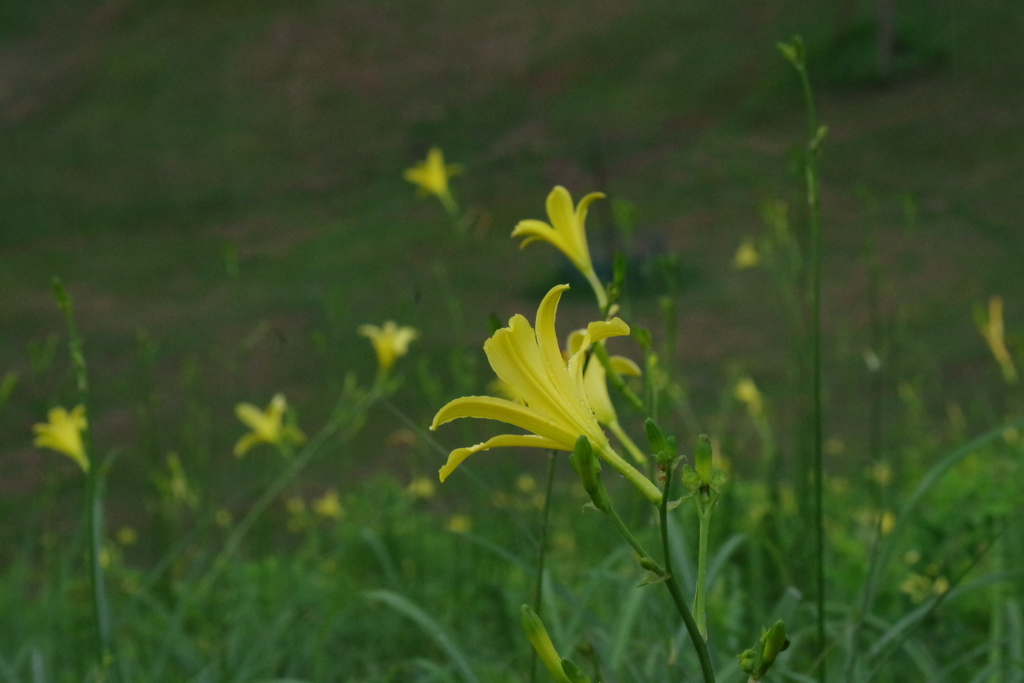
[52,278,113,677]
[659,463,716,683]
[528,452,557,683]
[780,38,828,682]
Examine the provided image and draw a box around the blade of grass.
[365,590,480,683]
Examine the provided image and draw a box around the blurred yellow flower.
[978,296,1018,383]
[358,321,419,374]
[431,284,661,503]
[733,238,760,269]
[33,405,89,472]
[116,526,138,546]
[233,394,306,457]
[313,489,344,519]
[403,147,461,215]
[407,476,436,499]
[734,377,763,417]
[516,474,536,494]
[286,496,306,516]
[512,186,608,310]
[447,514,472,533]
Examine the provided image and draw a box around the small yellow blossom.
[116,527,138,546]
[733,238,760,269]
[33,405,89,472]
[358,321,419,374]
[867,461,892,487]
[512,186,609,310]
[313,489,345,519]
[403,147,462,215]
[880,511,896,535]
[233,394,306,457]
[447,514,472,533]
[516,474,537,494]
[407,476,436,499]
[430,284,661,503]
[978,296,1018,383]
[903,549,921,565]
[734,377,763,418]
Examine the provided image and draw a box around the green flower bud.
[644,418,677,466]
[695,434,713,485]
[681,464,701,495]
[521,605,571,683]
[569,435,610,512]
[738,619,790,681]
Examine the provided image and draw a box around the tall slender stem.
[529,452,557,683]
[792,43,828,683]
[659,464,716,683]
[694,504,712,641]
[53,278,113,676]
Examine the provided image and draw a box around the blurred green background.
[1,0,1023,679]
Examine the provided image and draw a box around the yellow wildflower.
[116,527,138,546]
[734,377,763,417]
[233,393,305,457]
[733,238,760,269]
[978,296,1018,383]
[407,476,436,499]
[447,514,472,533]
[313,489,344,519]
[430,284,661,503]
[358,321,419,374]
[511,186,609,310]
[33,405,89,472]
[403,147,461,215]
[215,509,233,528]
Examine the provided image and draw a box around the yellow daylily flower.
[733,238,760,269]
[430,284,662,503]
[313,489,345,519]
[978,296,1018,383]
[233,393,306,457]
[512,186,608,310]
[33,405,89,472]
[358,321,419,374]
[403,147,461,215]
[735,377,764,417]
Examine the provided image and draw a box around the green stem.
[659,463,716,683]
[596,442,662,504]
[782,39,827,682]
[583,267,609,313]
[694,501,713,641]
[529,452,558,683]
[53,278,112,675]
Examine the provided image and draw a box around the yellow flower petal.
[431,284,660,502]
[32,405,89,472]
[511,187,608,309]
[233,393,299,455]
[359,321,419,373]
[439,434,566,482]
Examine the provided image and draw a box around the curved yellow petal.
[430,395,577,445]
[439,434,566,481]
[574,192,605,235]
[609,356,642,376]
[583,359,617,425]
[235,403,274,437]
[233,432,263,457]
[511,219,570,254]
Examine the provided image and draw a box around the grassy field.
[1,0,1023,681]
